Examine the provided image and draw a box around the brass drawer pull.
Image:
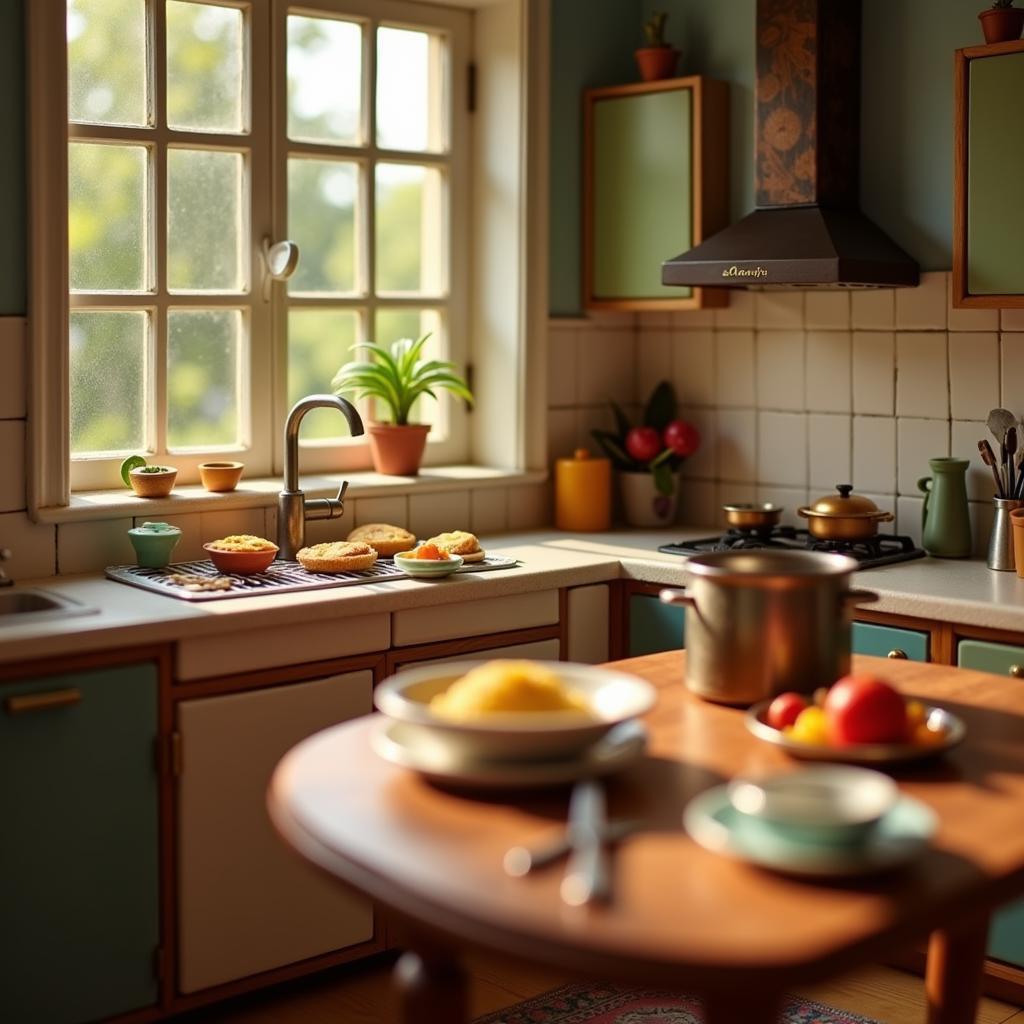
[5,688,82,715]
[887,649,908,660]
[1010,665,1024,680]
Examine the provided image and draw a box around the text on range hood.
[662,0,919,289]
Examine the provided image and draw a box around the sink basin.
[0,588,96,624]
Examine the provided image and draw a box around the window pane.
[376,26,444,152]
[168,149,244,292]
[287,15,362,145]
[70,310,148,456]
[375,163,443,296]
[374,309,444,431]
[288,159,357,294]
[167,309,242,450]
[289,309,360,441]
[68,0,148,127]
[69,142,148,292]
[167,1,245,133]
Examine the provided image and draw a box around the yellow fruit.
[912,722,947,747]
[906,700,927,729]
[790,705,829,745]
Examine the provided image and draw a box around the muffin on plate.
[296,541,378,573]
[424,530,485,562]
[347,523,416,557]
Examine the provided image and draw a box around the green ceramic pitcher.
[917,457,971,558]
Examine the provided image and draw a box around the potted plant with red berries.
[591,381,700,527]
[979,0,1024,43]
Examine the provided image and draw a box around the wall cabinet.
[176,670,376,994]
[0,662,160,1024]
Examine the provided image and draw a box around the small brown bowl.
[199,461,244,493]
[203,542,278,574]
[129,466,177,499]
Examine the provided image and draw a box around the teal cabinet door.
[958,638,1024,678]
[852,622,929,662]
[0,663,160,1023]
[990,902,1024,968]
[629,593,685,657]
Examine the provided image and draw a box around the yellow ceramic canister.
[555,448,611,532]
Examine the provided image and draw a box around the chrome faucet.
[278,395,364,560]
[0,548,12,587]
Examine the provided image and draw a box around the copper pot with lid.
[798,485,895,541]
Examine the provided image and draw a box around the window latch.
[260,237,300,300]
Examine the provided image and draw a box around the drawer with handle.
[852,622,929,663]
[958,639,1024,678]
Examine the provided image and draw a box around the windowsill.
[34,465,548,524]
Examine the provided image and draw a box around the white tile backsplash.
[950,419,994,502]
[804,291,850,331]
[852,416,896,495]
[547,323,578,408]
[713,288,756,328]
[355,495,409,528]
[757,411,807,487]
[756,330,805,410]
[0,511,56,579]
[0,319,26,420]
[671,328,715,406]
[58,517,135,575]
[715,330,756,407]
[677,478,717,527]
[200,508,268,546]
[678,406,716,480]
[897,418,950,496]
[851,288,895,331]
[755,290,804,329]
[805,331,851,413]
[636,328,672,402]
[755,485,809,527]
[470,486,509,537]
[807,414,851,488]
[895,332,949,419]
[896,496,925,545]
[852,331,895,416]
[716,409,758,483]
[409,490,471,539]
[1000,333,1024,419]
[895,270,947,330]
[948,333,999,422]
[948,285,999,332]
[1001,308,1024,332]
[0,420,26,512]
[577,328,636,406]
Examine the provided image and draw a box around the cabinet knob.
[1010,664,1024,679]
[887,649,908,660]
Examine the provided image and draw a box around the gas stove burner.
[658,527,926,570]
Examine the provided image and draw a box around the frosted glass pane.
[375,163,443,295]
[70,310,148,456]
[168,149,244,292]
[289,310,359,440]
[69,142,147,292]
[68,0,148,127]
[287,15,361,144]
[288,159,357,294]
[167,1,245,133]
[374,309,444,430]
[167,310,241,450]
[376,26,443,152]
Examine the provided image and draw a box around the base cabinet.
[852,622,930,662]
[176,671,376,994]
[629,592,685,657]
[0,663,160,1024]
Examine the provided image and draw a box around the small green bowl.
[128,522,182,569]
[394,551,464,579]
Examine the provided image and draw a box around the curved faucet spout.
[283,394,364,492]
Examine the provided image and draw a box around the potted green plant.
[635,10,680,82]
[979,0,1024,42]
[119,455,177,498]
[591,381,700,528]
[332,334,473,476]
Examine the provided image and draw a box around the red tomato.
[766,691,808,730]
[625,426,663,463]
[824,674,908,746]
[663,419,701,457]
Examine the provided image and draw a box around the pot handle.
[659,588,694,608]
[796,506,812,519]
[844,588,879,606]
[875,511,895,524]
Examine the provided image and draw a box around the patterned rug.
[473,983,879,1024]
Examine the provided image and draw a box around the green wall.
[0,0,25,316]
[550,0,985,314]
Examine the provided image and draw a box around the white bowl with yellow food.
[373,659,656,762]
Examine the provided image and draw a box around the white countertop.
[3,528,1024,666]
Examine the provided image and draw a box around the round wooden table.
[269,653,1024,1023]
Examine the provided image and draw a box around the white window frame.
[27,0,549,517]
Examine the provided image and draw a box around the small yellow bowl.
[199,461,244,493]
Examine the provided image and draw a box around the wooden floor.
[183,954,1024,1024]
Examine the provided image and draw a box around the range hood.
[662,0,919,289]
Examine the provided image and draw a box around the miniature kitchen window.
[583,76,729,312]
[953,40,1024,307]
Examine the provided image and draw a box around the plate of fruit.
[745,673,965,765]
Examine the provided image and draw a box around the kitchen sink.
[0,588,96,624]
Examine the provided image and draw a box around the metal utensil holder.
[988,497,1024,570]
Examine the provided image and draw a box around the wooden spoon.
[979,439,1004,497]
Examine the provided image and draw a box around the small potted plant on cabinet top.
[332,333,473,476]
[979,0,1024,43]
[635,10,680,82]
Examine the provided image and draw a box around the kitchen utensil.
[560,780,611,906]
[555,448,612,532]
[917,458,972,558]
[127,521,181,569]
[684,785,937,878]
[989,407,1017,447]
[722,502,783,531]
[503,819,640,877]
[1008,428,1018,497]
[745,700,966,764]
[659,551,878,706]
[979,439,1005,497]
[371,718,648,789]
[393,551,464,578]
[989,498,1023,571]
[797,485,895,541]
[373,661,656,762]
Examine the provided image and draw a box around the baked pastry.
[424,530,485,562]
[296,541,378,573]
[347,522,416,557]
[206,534,276,552]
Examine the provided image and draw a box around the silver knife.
[503,818,639,878]
[559,779,610,906]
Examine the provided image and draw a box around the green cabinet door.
[0,663,160,1023]
[957,638,1024,678]
[990,903,1024,968]
[852,622,929,662]
[629,593,685,657]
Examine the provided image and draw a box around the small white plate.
[684,784,936,878]
[394,552,464,578]
[371,716,648,788]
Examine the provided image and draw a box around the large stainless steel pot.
[660,550,877,706]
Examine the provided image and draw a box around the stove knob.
[886,649,908,660]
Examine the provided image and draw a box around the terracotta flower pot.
[129,466,177,498]
[618,471,679,528]
[634,46,680,82]
[367,423,430,476]
[979,6,1024,43]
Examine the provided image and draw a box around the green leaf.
[609,400,632,440]
[652,462,674,496]
[590,430,634,470]
[643,380,678,431]
[649,447,674,468]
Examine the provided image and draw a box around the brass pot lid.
[802,485,885,519]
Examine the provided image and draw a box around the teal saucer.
[684,785,936,878]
